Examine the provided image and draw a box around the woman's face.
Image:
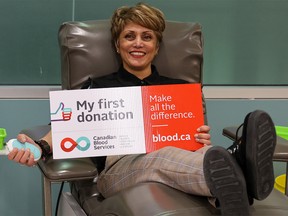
[117,23,159,79]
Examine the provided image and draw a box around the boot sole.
[245,110,276,200]
[204,146,250,216]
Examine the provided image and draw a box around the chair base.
[57,192,86,216]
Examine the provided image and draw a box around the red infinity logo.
[61,137,90,152]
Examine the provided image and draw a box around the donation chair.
[21,20,288,216]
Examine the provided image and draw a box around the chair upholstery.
[23,19,288,216]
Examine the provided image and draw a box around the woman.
[8,3,276,216]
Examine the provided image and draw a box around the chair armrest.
[21,125,98,182]
[222,126,288,162]
[222,126,239,141]
[38,156,98,182]
[273,137,288,162]
[20,125,51,140]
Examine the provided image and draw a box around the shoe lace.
[235,123,244,144]
[227,123,244,154]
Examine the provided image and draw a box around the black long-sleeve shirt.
[81,65,188,173]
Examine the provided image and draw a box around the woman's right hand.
[7,134,42,167]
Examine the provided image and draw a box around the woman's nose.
[133,37,144,48]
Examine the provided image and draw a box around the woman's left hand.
[194,125,211,146]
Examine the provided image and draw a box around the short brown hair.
[111,3,165,45]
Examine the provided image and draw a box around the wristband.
[34,140,51,160]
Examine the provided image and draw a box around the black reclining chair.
[21,20,288,216]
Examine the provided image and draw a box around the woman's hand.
[7,134,41,167]
[194,125,211,146]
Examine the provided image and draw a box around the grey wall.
[1,0,288,85]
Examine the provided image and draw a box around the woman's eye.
[124,34,135,40]
[142,34,152,41]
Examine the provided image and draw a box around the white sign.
[50,86,146,159]
[50,84,204,159]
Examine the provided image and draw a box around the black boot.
[204,146,250,216]
[227,110,276,201]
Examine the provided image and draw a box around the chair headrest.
[59,20,203,90]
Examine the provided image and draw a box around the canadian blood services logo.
[61,137,90,152]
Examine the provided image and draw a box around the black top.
[82,65,188,173]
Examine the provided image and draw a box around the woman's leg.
[97,146,212,198]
